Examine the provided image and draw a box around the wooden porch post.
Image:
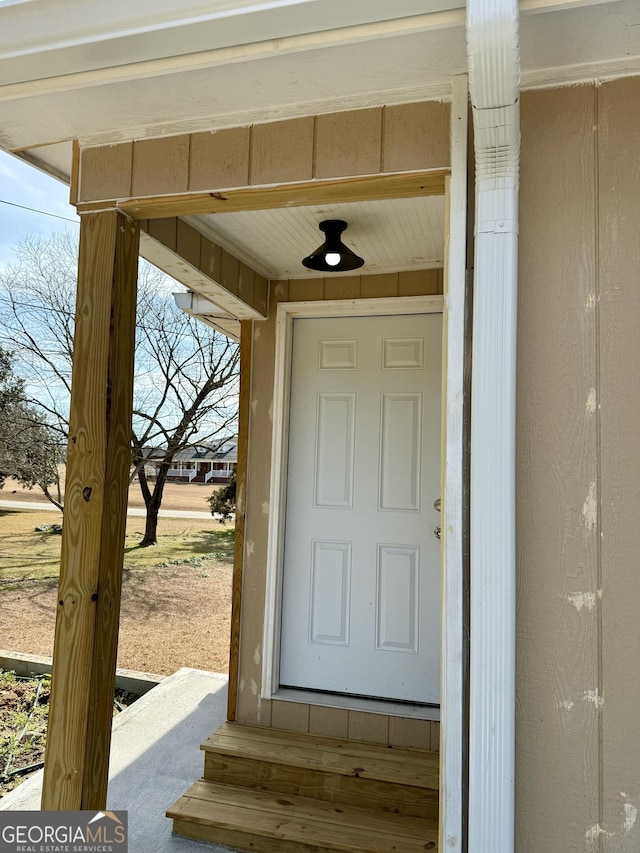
[41,211,140,810]
[227,320,252,721]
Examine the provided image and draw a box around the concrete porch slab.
[0,667,233,852]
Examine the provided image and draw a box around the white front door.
[279,312,442,704]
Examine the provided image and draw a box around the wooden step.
[169,779,438,853]
[201,722,439,819]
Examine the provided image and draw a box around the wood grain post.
[41,211,140,810]
[227,319,253,722]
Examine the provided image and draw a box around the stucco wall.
[517,79,640,851]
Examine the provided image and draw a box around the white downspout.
[466,2,520,852]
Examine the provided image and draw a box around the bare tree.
[130,286,239,545]
[0,230,240,544]
[0,347,25,491]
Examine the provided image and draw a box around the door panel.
[280,313,442,704]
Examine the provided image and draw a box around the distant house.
[148,440,237,484]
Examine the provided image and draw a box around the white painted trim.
[439,73,468,853]
[272,688,441,721]
[0,0,616,100]
[262,294,444,703]
[0,7,465,99]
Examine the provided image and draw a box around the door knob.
[434,526,441,540]
[434,498,441,512]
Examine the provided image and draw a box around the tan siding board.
[176,220,202,269]
[80,143,132,202]
[200,239,222,282]
[361,273,399,299]
[238,263,255,307]
[220,251,240,297]
[315,108,383,179]
[260,698,272,727]
[270,701,310,733]
[254,275,269,316]
[308,706,349,739]
[147,218,177,252]
[429,722,440,753]
[78,102,450,206]
[598,77,640,851]
[251,118,314,185]
[398,269,440,297]
[388,718,433,751]
[383,102,451,172]
[322,275,360,301]
[189,127,250,191]
[516,86,599,852]
[347,712,389,745]
[132,135,189,196]
[287,277,325,302]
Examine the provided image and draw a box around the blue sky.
[0,149,79,266]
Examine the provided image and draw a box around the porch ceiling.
[185,195,446,280]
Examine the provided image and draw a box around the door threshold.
[270,687,440,721]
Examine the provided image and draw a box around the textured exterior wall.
[78,102,450,203]
[236,270,443,750]
[517,79,640,851]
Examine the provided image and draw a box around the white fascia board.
[0,0,463,86]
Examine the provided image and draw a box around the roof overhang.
[1,0,636,168]
[0,0,638,319]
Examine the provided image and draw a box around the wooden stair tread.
[169,778,438,853]
[202,722,439,790]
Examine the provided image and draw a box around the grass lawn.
[0,508,235,587]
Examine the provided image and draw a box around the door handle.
[434,525,441,540]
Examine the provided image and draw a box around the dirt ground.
[0,482,233,676]
[1,564,232,676]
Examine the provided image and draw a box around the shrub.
[207,471,236,523]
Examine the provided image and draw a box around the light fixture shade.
[302,220,364,272]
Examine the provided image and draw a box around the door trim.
[262,294,445,703]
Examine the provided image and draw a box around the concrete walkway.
[0,668,233,852]
[0,499,213,519]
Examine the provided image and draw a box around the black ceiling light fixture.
[302,220,365,272]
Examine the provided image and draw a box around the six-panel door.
[279,313,442,704]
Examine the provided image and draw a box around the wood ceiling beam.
[76,170,449,221]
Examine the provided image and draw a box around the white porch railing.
[167,467,196,478]
[206,468,233,483]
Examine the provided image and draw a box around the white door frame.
[262,295,445,706]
